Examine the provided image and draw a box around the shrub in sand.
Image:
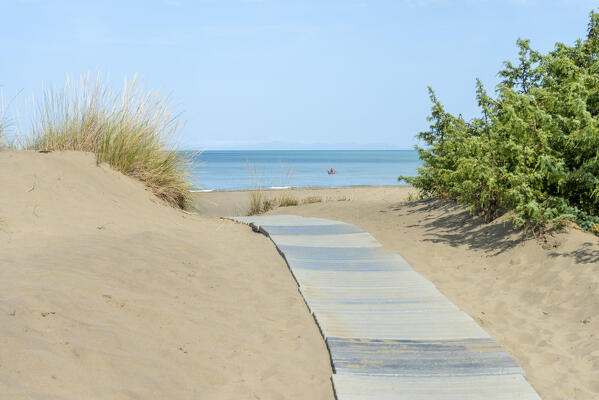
[26,75,192,208]
[402,11,599,233]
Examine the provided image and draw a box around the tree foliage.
[401,10,599,233]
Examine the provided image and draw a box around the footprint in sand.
[102,294,126,308]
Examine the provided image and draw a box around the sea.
[186,150,420,191]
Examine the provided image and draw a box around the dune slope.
[0,151,334,400]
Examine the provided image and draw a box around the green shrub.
[401,10,599,233]
[27,75,192,208]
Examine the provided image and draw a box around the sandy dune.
[0,151,334,400]
[194,186,599,400]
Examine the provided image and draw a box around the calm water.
[186,150,420,191]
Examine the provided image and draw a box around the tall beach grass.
[0,118,5,148]
[246,162,273,215]
[246,163,301,215]
[0,90,8,148]
[26,75,192,208]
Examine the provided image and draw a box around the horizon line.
[180,147,417,151]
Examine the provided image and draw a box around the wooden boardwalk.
[229,215,542,400]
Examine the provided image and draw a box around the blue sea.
[186,150,420,191]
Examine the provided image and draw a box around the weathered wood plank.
[332,374,542,400]
[285,258,410,272]
[259,223,365,235]
[312,308,491,340]
[300,286,446,304]
[295,271,437,289]
[327,337,523,376]
[268,232,382,248]
[277,245,401,261]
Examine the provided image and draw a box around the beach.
[0,151,334,399]
[3,2,598,399]
[2,151,598,399]
[194,186,599,400]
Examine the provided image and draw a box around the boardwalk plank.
[278,246,402,261]
[269,232,382,248]
[332,374,541,400]
[312,308,491,340]
[327,337,523,376]
[295,271,437,289]
[259,224,365,235]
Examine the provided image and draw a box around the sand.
[194,186,599,400]
[0,151,334,400]
[191,186,405,217]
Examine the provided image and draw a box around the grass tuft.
[248,189,275,215]
[404,190,429,203]
[302,196,322,204]
[278,192,299,207]
[405,192,417,202]
[26,74,192,208]
[0,91,8,149]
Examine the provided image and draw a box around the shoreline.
[190,184,413,193]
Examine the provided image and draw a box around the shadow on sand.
[548,241,599,264]
[390,198,524,256]
[391,197,599,263]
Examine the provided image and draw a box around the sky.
[0,0,597,150]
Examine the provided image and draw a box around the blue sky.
[0,0,597,149]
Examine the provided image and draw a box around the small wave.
[268,186,290,190]
[190,189,215,192]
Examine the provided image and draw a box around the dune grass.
[0,120,4,148]
[302,196,322,204]
[248,191,299,215]
[248,189,276,215]
[26,75,192,208]
[0,91,7,148]
[278,192,299,207]
[246,163,301,214]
